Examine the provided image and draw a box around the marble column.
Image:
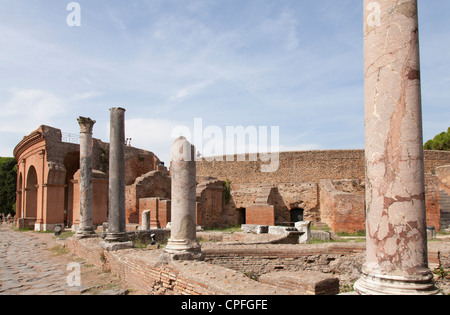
[162,137,203,261]
[75,117,96,238]
[102,108,133,250]
[354,0,439,295]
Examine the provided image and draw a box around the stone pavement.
[0,225,67,295]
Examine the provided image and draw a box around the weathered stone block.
[268,226,297,236]
[241,224,269,234]
[295,221,311,244]
[259,271,340,295]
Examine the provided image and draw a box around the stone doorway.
[237,208,246,225]
[290,208,304,223]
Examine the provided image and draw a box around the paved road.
[0,225,67,295]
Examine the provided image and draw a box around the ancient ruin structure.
[14,123,449,234]
[196,150,450,233]
[101,108,134,250]
[13,124,165,232]
[354,0,439,295]
[163,137,203,260]
[9,1,450,296]
[128,171,171,225]
[75,117,96,238]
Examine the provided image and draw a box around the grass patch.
[57,231,75,240]
[12,226,34,232]
[311,224,331,231]
[132,239,150,249]
[49,245,70,256]
[336,230,366,237]
[204,225,242,233]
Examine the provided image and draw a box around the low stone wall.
[64,236,447,294]
[64,237,297,295]
[202,243,366,286]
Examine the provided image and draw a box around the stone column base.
[100,232,134,251]
[74,232,99,240]
[354,270,440,295]
[74,226,97,239]
[104,232,129,243]
[161,239,204,262]
[159,250,205,263]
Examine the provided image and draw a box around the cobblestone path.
[0,225,68,295]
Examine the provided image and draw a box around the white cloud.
[68,91,103,102]
[0,88,66,134]
[168,79,216,103]
[123,118,184,163]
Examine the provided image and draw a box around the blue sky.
[0,0,449,163]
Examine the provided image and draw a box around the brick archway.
[25,165,38,219]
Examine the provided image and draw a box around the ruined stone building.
[196,150,450,233]
[13,125,167,231]
[13,125,225,232]
[13,125,450,233]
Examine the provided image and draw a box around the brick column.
[354,0,439,295]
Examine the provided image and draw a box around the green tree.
[0,157,17,216]
[424,127,450,151]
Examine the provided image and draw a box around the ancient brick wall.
[246,205,275,226]
[197,150,450,185]
[197,150,450,232]
[319,180,366,234]
[125,171,171,224]
[196,179,225,228]
[197,150,366,184]
[138,197,171,228]
[14,125,167,231]
[425,174,441,230]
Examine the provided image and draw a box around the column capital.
[109,107,126,113]
[77,117,96,134]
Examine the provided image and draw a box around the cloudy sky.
[0,0,449,163]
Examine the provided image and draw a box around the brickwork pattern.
[197,150,450,185]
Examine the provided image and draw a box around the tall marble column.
[75,117,96,238]
[102,108,133,250]
[162,137,203,261]
[354,0,439,295]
